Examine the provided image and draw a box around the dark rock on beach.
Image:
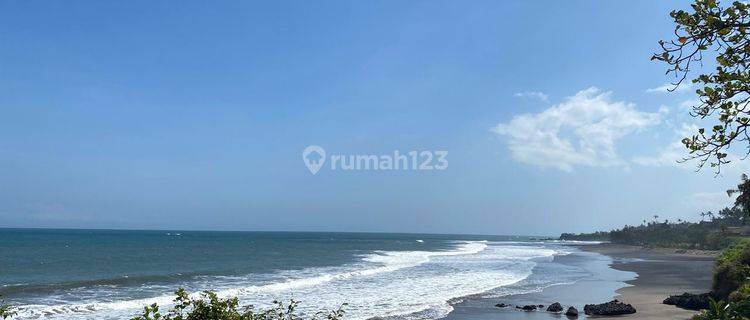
[565,306,579,317]
[494,303,509,308]
[546,302,563,312]
[516,305,537,311]
[583,300,636,315]
[663,292,712,310]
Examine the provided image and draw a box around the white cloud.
[513,91,549,102]
[633,122,750,176]
[679,99,701,110]
[646,82,694,94]
[632,123,698,169]
[492,87,663,171]
[632,141,686,168]
[683,191,735,214]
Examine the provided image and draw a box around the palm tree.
[727,173,750,224]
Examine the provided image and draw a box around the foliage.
[731,282,750,301]
[131,289,346,320]
[0,300,15,320]
[728,174,750,222]
[560,174,750,249]
[703,239,750,318]
[653,0,750,172]
[609,220,740,250]
[693,298,750,320]
[713,239,750,300]
[559,208,745,250]
[559,231,610,241]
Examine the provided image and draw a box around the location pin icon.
[302,145,326,175]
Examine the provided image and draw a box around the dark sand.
[583,244,716,320]
[442,244,715,320]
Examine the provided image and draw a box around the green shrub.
[713,239,750,300]
[693,298,750,320]
[0,305,15,320]
[729,283,750,302]
[131,289,346,320]
[0,297,16,320]
[705,233,743,251]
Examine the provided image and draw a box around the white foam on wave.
[217,241,488,298]
[13,241,565,320]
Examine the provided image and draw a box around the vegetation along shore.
[561,175,750,319]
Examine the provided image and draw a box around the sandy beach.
[583,244,716,319]
[443,243,716,320]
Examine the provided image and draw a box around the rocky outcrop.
[583,300,636,315]
[565,306,578,317]
[546,302,563,312]
[663,292,712,310]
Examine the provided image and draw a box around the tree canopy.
[727,173,750,222]
[653,0,750,172]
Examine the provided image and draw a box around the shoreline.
[442,246,631,320]
[442,243,715,320]
[4,240,717,320]
[581,243,716,319]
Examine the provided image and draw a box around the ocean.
[0,229,596,319]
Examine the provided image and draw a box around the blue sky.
[0,0,743,235]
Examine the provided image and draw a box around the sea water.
[0,229,594,319]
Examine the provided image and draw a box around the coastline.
[442,243,715,320]
[3,236,718,320]
[581,243,716,319]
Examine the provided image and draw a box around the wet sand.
[583,244,716,320]
[442,243,715,320]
